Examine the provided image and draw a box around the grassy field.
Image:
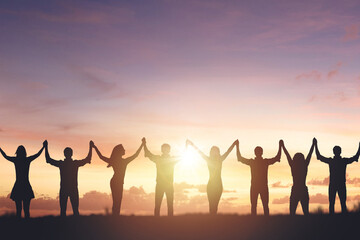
[0,213,358,240]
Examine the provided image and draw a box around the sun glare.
[180,147,200,168]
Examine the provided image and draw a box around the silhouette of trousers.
[110,177,123,215]
[155,182,173,216]
[329,183,347,214]
[60,188,79,216]
[207,179,223,215]
[290,185,309,215]
[250,185,269,215]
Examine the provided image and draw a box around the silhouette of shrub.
[352,201,360,213]
[314,206,324,214]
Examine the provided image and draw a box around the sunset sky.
[1,0,360,216]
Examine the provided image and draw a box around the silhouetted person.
[44,140,92,216]
[143,138,179,216]
[314,138,360,214]
[186,139,238,215]
[236,141,282,216]
[0,141,45,218]
[281,139,315,215]
[92,139,145,215]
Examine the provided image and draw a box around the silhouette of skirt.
[290,185,309,202]
[10,181,35,201]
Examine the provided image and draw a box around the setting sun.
[179,147,201,168]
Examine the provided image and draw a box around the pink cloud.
[343,24,359,41]
[296,70,322,81]
[310,193,328,204]
[308,176,360,187]
[307,177,329,186]
[327,62,342,79]
[270,181,291,188]
[272,193,328,205]
[272,196,288,204]
[327,69,338,79]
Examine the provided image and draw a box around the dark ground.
[0,213,358,240]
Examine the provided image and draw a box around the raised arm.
[27,142,45,162]
[281,140,292,167]
[186,140,209,161]
[267,140,282,165]
[236,142,252,165]
[144,139,158,162]
[92,143,110,164]
[305,138,316,166]
[44,141,61,167]
[314,139,331,164]
[221,140,238,161]
[77,141,92,166]
[344,142,360,164]
[125,138,145,164]
[0,147,16,162]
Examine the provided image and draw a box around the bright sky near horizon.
[1,0,360,216]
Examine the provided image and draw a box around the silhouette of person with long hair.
[314,138,360,214]
[92,138,145,216]
[143,138,179,216]
[281,139,315,215]
[44,140,92,216]
[0,141,46,218]
[186,139,238,215]
[236,140,282,216]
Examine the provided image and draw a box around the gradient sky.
[1,0,360,216]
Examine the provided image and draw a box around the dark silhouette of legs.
[328,185,336,214]
[289,197,298,215]
[165,185,174,216]
[338,184,347,213]
[60,191,68,217]
[155,184,165,216]
[260,187,269,216]
[110,180,123,216]
[23,199,31,218]
[301,186,310,215]
[69,190,79,216]
[207,180,223,215]
[300,197,309,215]
[250,186,259,215]
[15,201,22,218]
[290,186,309,215]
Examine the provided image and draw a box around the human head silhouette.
[293,153,305,162]
[64,147,73,160]
[161,144,171,155]
[254,146,263,158]
[16,145,27,158]
[210,146,220,159]
[333,146,341,157]
[110,144,125,159]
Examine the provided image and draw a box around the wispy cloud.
[270,181,291,188]
[343,24,359,41]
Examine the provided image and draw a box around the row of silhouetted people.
[1,138,359,218]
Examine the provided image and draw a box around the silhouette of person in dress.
[186,139,238,214]
[0,141,46,218]
[92,138,145,215]
[143,138,180,216]
[314,138,360,214]
[281,139,315,215]
[44,140,92,216]
[236,140,282,215]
